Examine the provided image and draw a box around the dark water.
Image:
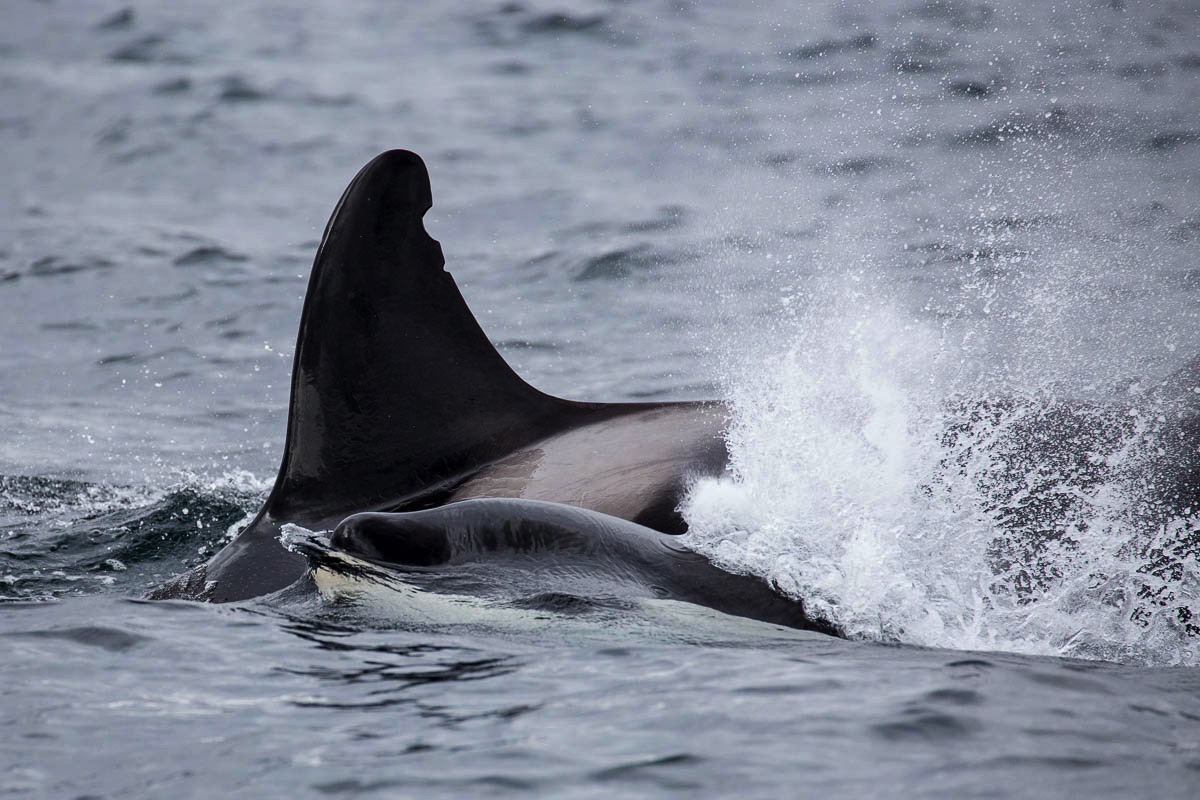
[2,1,1199,797]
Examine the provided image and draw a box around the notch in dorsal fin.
[267,150,590,521]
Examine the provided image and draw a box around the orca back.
[189,152,641,600]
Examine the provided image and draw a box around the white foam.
[682,277,1199,666]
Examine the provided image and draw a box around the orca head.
[331,511,452,568]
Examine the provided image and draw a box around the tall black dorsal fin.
[267,150,589,521]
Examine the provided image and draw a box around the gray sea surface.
[2,1,1199,797]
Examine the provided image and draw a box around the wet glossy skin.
[329,499,836,634]
[151,151,741,606]
[182,401,730,602]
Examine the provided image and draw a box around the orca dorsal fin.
[266,150,588,522]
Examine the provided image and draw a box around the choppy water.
[2,0,1199,797]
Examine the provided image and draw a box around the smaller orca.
[149,149,836,635]
[324,498,837,634]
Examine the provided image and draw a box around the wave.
[0,471,268,602]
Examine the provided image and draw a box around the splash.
[0,470,270,601]
[681,282,1199,666]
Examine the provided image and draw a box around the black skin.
[330,499,839,635]
[150,149,1200,635]
[148,150,838,635]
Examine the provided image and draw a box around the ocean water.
[2,1,1199,797]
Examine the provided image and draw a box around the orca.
[149,149,832,634]
[314,499,833,634]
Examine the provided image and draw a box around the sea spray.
[682,282,1199,665]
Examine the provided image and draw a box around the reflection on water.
[277,613,523,711]
[1,594,1198,798]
